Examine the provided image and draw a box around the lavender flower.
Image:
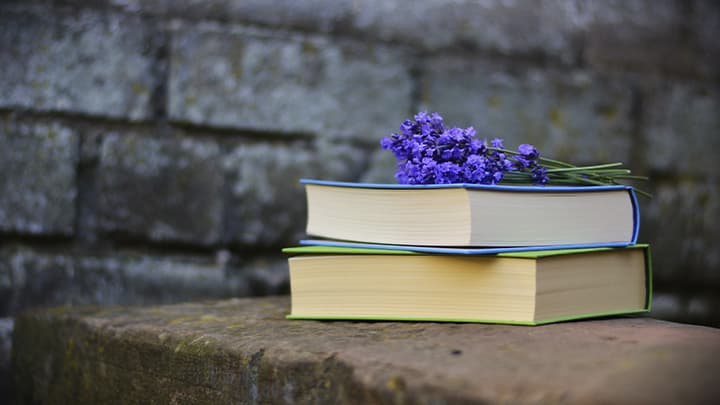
[381,112,649,195]
[381,112,546,186]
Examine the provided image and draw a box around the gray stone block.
[359,148,399,184]
[0,245,78,316]
[0,117,78,235]
[96,133,224,245]
[167,0,352,33]
[168,23,413,141]
[60,0,581,61]
[695,0,720,79]
[222,140,367,246]
[651,292,720,328]
[0,317,11,398]
[352,0,581,62]
[582,0,701,77]
[643,82,720,176]
[420,58,634,164]
[77,252,251,305]
[234,256,290,296]
[0,245,251,316]
[640,178,720,285]
[0,5,160,120]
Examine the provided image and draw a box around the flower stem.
[546,163,624,173]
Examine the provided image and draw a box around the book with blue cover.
[284,244,652,325]
[302,179,639,248]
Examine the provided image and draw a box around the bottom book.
[283,245,651,325]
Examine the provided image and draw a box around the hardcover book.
[302,179,639,248]
[284,245,651,325]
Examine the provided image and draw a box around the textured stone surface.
[421,58,634,163]
[96,133,224,245]
[643,82,720,176]
[162,0,353,33]
[0,318,12,400]
[359,148,398,184]
[0,319,12,368]
[640,178,720,285]
[352,0,582,61]
[582,0,700,77]
[695,0,720,79]
[52,0,581,60]
[651,292,720,328]
[0,117,78,235]
[0,245,251,317]
[168,23,413,140]
[223,140,367,246]
[0,4,160,120]
[12,297,720,404]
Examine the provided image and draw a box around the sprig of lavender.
[380,112,649,196]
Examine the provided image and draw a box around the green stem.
[608,175,650,181]
[493,148,575,168]
[537,156,576,168]
[546,163,624,173]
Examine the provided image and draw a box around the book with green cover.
[284,245,652,325]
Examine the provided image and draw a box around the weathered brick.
[0,245,251,316]
[0,4,160,120]
[0,317,11,398]
[222,140,367,247]
[640,178,720,285]
[421,58,634,164]
[168,0,352,33]
[643,82,720,176]
[0,246,77,316]
[77,252,250,305]
[60,0,582,61]
[0,117,78,235]
[233,256,290,296]
[650,293,684,321]
[650,292,720,328]
[582,0,701,77]
[96,133,224,245]
[352,0,582,61]
[359,148,398,183]
[168,23,413,140]
[694,0,720,79]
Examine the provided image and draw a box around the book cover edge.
[286,308,650,326]
[301,178,633,192]
[297,239,641,256]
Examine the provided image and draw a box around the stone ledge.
[12,296,720,404]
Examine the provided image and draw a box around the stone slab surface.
[12,296,720,404]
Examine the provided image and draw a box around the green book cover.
[284,245,652,326]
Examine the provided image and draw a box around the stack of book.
[284,179,651,325]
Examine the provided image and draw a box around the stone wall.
[1,0,719,394]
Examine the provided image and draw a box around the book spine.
[629,188,640,244]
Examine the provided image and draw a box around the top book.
[303,179,639,248]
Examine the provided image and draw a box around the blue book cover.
[298,239,635,255]
[301,179,640,248]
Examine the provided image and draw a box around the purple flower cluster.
[381,112,549,185]
[515,143,549,185]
